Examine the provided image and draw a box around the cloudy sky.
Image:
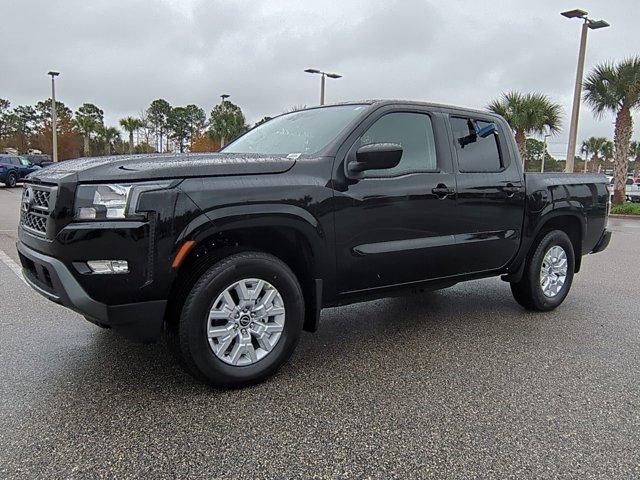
[1,0,637,158]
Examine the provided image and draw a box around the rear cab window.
[450,116,504,172]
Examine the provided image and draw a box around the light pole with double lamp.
[304,69,342,105]
[561,9,609,173]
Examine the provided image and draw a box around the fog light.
[86,260,129,274]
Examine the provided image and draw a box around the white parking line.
[0,248,27,285]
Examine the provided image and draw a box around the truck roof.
[327,99,497,118]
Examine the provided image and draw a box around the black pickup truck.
[17,101,611,387]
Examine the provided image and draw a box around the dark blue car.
[0,154,41,188]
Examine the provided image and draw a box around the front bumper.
[17,241,166,342]
[591,229,611,254]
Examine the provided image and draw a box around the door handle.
[502,183,521,197]
[432,184,455,199]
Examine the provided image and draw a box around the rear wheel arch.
[504,212,584,283]
[510,229,575,311]
[533,214,583,273]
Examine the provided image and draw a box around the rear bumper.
[17,241,166,342]
[591,229,611,254]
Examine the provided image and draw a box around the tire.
[510,230,575,312]
[5,172,17,188]
[174,251,304,388]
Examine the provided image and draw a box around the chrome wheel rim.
[207,278,285,366]
[540,245,568,298]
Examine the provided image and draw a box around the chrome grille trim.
[20,183,58,238]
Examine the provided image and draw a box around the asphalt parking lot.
[0,184,639,479]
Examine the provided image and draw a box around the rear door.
[17,157,34,178]
[333,105,460,294]
[10,157,22,175]
[447,114,525,273]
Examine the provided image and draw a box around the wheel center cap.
[239,315,251,327]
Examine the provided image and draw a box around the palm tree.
[72,115,97,156]
[487,91,562,159]
[584,57,640,204]
[581,136,608,173]
[600,140,614,167]
[98,126,120,155]
[119,117,143,154]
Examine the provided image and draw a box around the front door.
[333,107,459,295]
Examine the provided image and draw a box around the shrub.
[610,203,640,215]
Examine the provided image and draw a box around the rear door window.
[451,117,503,172]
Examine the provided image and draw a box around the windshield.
[223,105,367,155]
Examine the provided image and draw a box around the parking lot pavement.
[0,186,20,263]
[1,186,639,479]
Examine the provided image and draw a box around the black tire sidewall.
[527,230,575,310]
[7,173,17,188]
[180,253,304,387]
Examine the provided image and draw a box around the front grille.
[20,184,57,237]
[31,189,51,210]
[21,211,48,233]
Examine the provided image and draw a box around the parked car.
[23,154,53,167]
[17,100,611,387]
[608,176,640,202]
[0,154,41,187]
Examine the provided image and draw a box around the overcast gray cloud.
[1,0,637,158]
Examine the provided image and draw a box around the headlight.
[75,181,172,220]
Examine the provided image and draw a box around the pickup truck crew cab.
[17,101,611,387]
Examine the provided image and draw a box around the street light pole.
[542,133,551,172]
[304,69,342,106]
[561,9,609,173]
[584,146,589,173]
[565,19,588,173]
[47,71,60,162]
[219,93,229,148]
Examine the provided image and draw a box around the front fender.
[177,203,324,245]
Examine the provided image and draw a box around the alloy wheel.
[539,245,568,298]
[206,278,285,366]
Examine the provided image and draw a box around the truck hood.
[27,153,296,184]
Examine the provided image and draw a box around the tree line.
[1,56,638,203]
[0,97,253,159]
[488,56,640,204]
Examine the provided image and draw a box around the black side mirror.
[348,143,403,174]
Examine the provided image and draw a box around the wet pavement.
[1,185,639,478]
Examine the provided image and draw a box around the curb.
[609,214,640,220]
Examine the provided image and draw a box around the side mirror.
[348,143,403,174]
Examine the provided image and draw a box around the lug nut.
[241,328,247,334]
